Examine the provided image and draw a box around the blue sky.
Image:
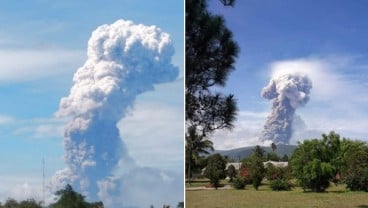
[0,0,183,205]
[209,0,368,149]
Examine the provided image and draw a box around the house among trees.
[263,160,288,168]
[226,162,241,170]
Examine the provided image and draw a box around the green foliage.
[281,154,289,162]
[227,164,237,182]
[186,0,239,136]
[340,139,368,191]
[270,178,291,191]
[50,184,104,208]
[291,132,341,192]
[266,152,280,161]
[0,198,42,208]
[3,198,19,208]
[186,126,213,183]
[345,168,368,191]
[265,163,278,180]
[232,177,246,189]
[204,154,227,189]
[248,146,265,190]
[291,132,368,192]
[265,163,293,191]
[271,142,277,152]
[18,199,42,208]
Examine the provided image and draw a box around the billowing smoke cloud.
[260,72,312,144]
[51,19,179,207]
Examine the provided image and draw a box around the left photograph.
[0,1,184,208]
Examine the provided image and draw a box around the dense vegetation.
[189,131,368,193]
[0,185,103,208]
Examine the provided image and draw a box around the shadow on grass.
[186,179,210,184]
[327,190,346,194]
[300,191,342,194]
[356,205,368,208]
[301,189,347,194]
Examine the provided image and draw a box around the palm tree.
[186,125,214,185]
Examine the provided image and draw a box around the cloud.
[211,110,268,150]
[212,55,368,149]
[0,174,43,202]
[12,117,66,140]
[269,56,368,104]
[118,98,183,171]
[0,49,84,84]
[0,115,15,125]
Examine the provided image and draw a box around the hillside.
[213,144,297,160]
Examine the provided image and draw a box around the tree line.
[188,131,368,192]
[0,184,103,208]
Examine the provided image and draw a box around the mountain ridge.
[212,144,298,160]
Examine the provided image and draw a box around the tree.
[50,184,104,208]
[185,126,213,184]
[3,198,18,208]
[186,0,239,137]
[265,163,292,191]
[290,132,342,192]
[1,198,42,208]
[19,199,42,208]
[281,154,289,162]
[271,142,277,152]
[227,164,237,182]
[220,0,236,7]
[204,154,227,189]
[248,146,266,190]
[266,152,279,161]
[177,202,184,208]
[340,139,368,191]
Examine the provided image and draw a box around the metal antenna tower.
[42,157,45,207]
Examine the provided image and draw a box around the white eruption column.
[53,19,178,202]
[260,72,312,144]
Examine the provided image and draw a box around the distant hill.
[212,144,297,160]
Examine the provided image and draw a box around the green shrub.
[204,154,226,189]
[270,178,291,191]
[345,168,368,192]
[232,177,246,189]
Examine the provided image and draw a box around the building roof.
[263,160,288,168]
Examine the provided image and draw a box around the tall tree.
[248,145,266,190]
[204,154,227,189]
[186,126,214,184]
[186,0,239,136]
[271,142,277,152]
[227,164,237,182]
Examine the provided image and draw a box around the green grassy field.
[186,182,368,208]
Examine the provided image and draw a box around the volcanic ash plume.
[260,72,312,144]
[52,19,178,203]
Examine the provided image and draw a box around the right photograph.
[185,0,368,207]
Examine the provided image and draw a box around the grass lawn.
[186,182,368,208]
